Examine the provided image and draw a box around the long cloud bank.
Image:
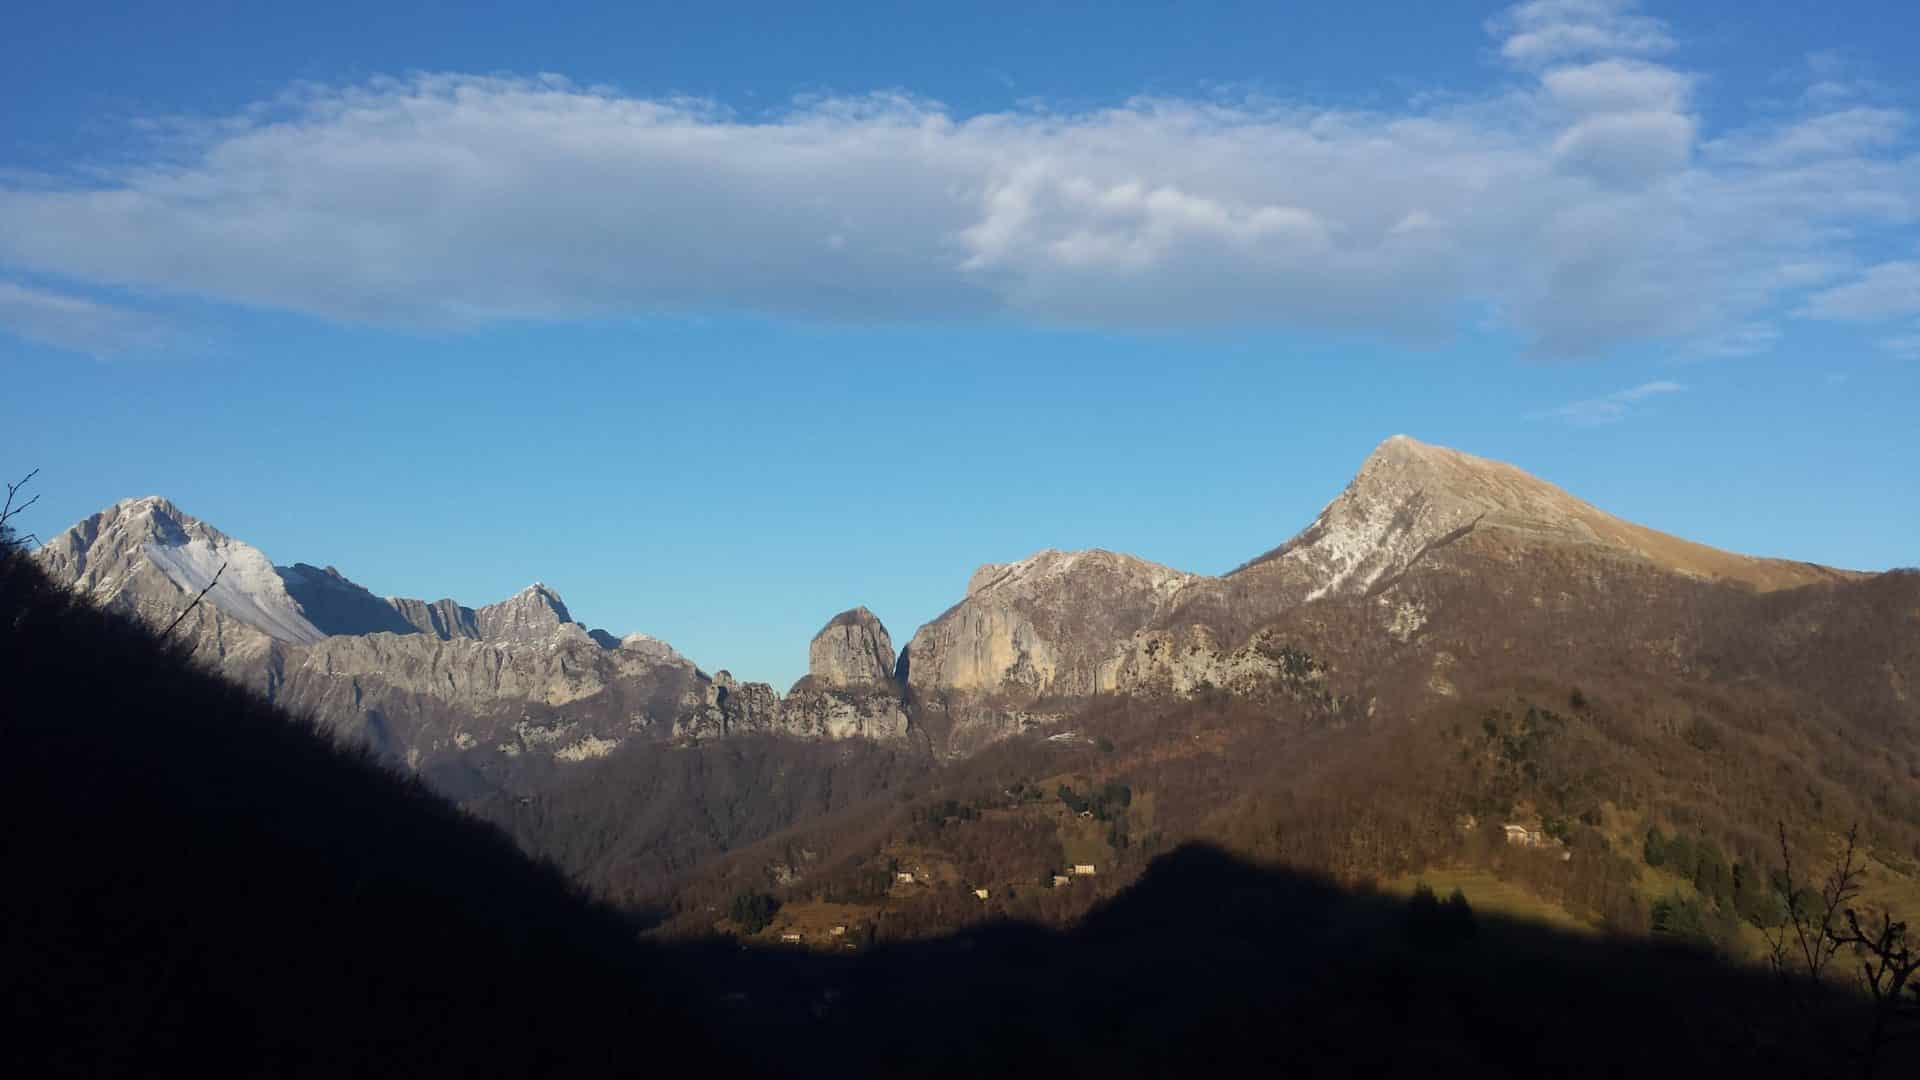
[1,0,1915,357]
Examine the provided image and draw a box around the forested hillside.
[646,560,1920,972]
[6,532,1916,1076]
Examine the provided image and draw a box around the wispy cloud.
[1802,261,1920,321]
[0,282,169,355]
[1791,49,1889,108]
[0,2,1912,358]
[1881,324,1920,360]
[1539,379,1685,425]
[1688,321,1780,359]
[1488,0,1675,67]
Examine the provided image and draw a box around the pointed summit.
[807,606,896,688]
[473,583,578,644]
[1236,434,1855,595]
[35,496,328,645]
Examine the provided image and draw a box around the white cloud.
[1541,59,1691,115]
[1707,107,1906,166]
[0,3,1910,358]
[1803,262,1920,321]
[1540,379,1685,425]
[1551,109,1695,183]
[1791,50,1885,108]
[1490,0,1675,67]
[0,282,168,354]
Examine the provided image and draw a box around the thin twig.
[163,561,227,638]
[1,468,40,548]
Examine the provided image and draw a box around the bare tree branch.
[1760,821,1914,1079]
[1,468,41,549]
[162,561,227,639]
[1832,903,1920,1069]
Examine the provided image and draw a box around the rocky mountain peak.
[1235,434,1854,597]
[1236,433,1599,599]
[964,548,1196,601]
[35,495,328,645]
[903,547,1202,709]
[807,607,896,688]
[473,583,578,644]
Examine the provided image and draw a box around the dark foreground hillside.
[4,548,1909,1077]
[686,845,1908,1077]
[0,549,732,1076]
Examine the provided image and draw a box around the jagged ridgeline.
[32,437,1864,772]
[6,537,1905,1078]
[11,434,1920,1074]
[29,435,1919,915]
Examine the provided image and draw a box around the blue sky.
[4,1,1917,686]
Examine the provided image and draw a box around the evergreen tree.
[1643,825,1668,868]
[728,890,776,934]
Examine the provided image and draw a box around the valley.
[9,431,1918,1075]
[27,435,1919,965]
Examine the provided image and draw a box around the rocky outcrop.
[966,563,1011,596]
[1098,625,1330,700]
[898,549,1198,752]
[28,498,812,782]
[894,435,1868,754]
[779,686,911,740]
[278,563,419,637]
[474,583,577,644]
[672,671,786,739]
[387,596,481,640]
[1240,434,1855,597]
[1160,434,1861,645]
[782,609,911,740]
[807,607,896,688]
[34,496,307,664]
[35,434,1869,771]
[903,549,1198,701]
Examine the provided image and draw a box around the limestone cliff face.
[779,686,911,740]
[895,435,1867,754]
[671,671,787,740]
[271,630,715,766]
[1097,625,1329,699]
[807,607,896,688]
[782,608,911,741]
[387,596,481,640]
[903,549,1199,702]
[898,549,1199,751]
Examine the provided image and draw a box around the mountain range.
[11,527,1903,1077]
[31,434,1917,920]
[33,435,1867,764]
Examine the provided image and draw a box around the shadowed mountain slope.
[0,548,737,1077]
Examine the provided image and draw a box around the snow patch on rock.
[133,507,327,645]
